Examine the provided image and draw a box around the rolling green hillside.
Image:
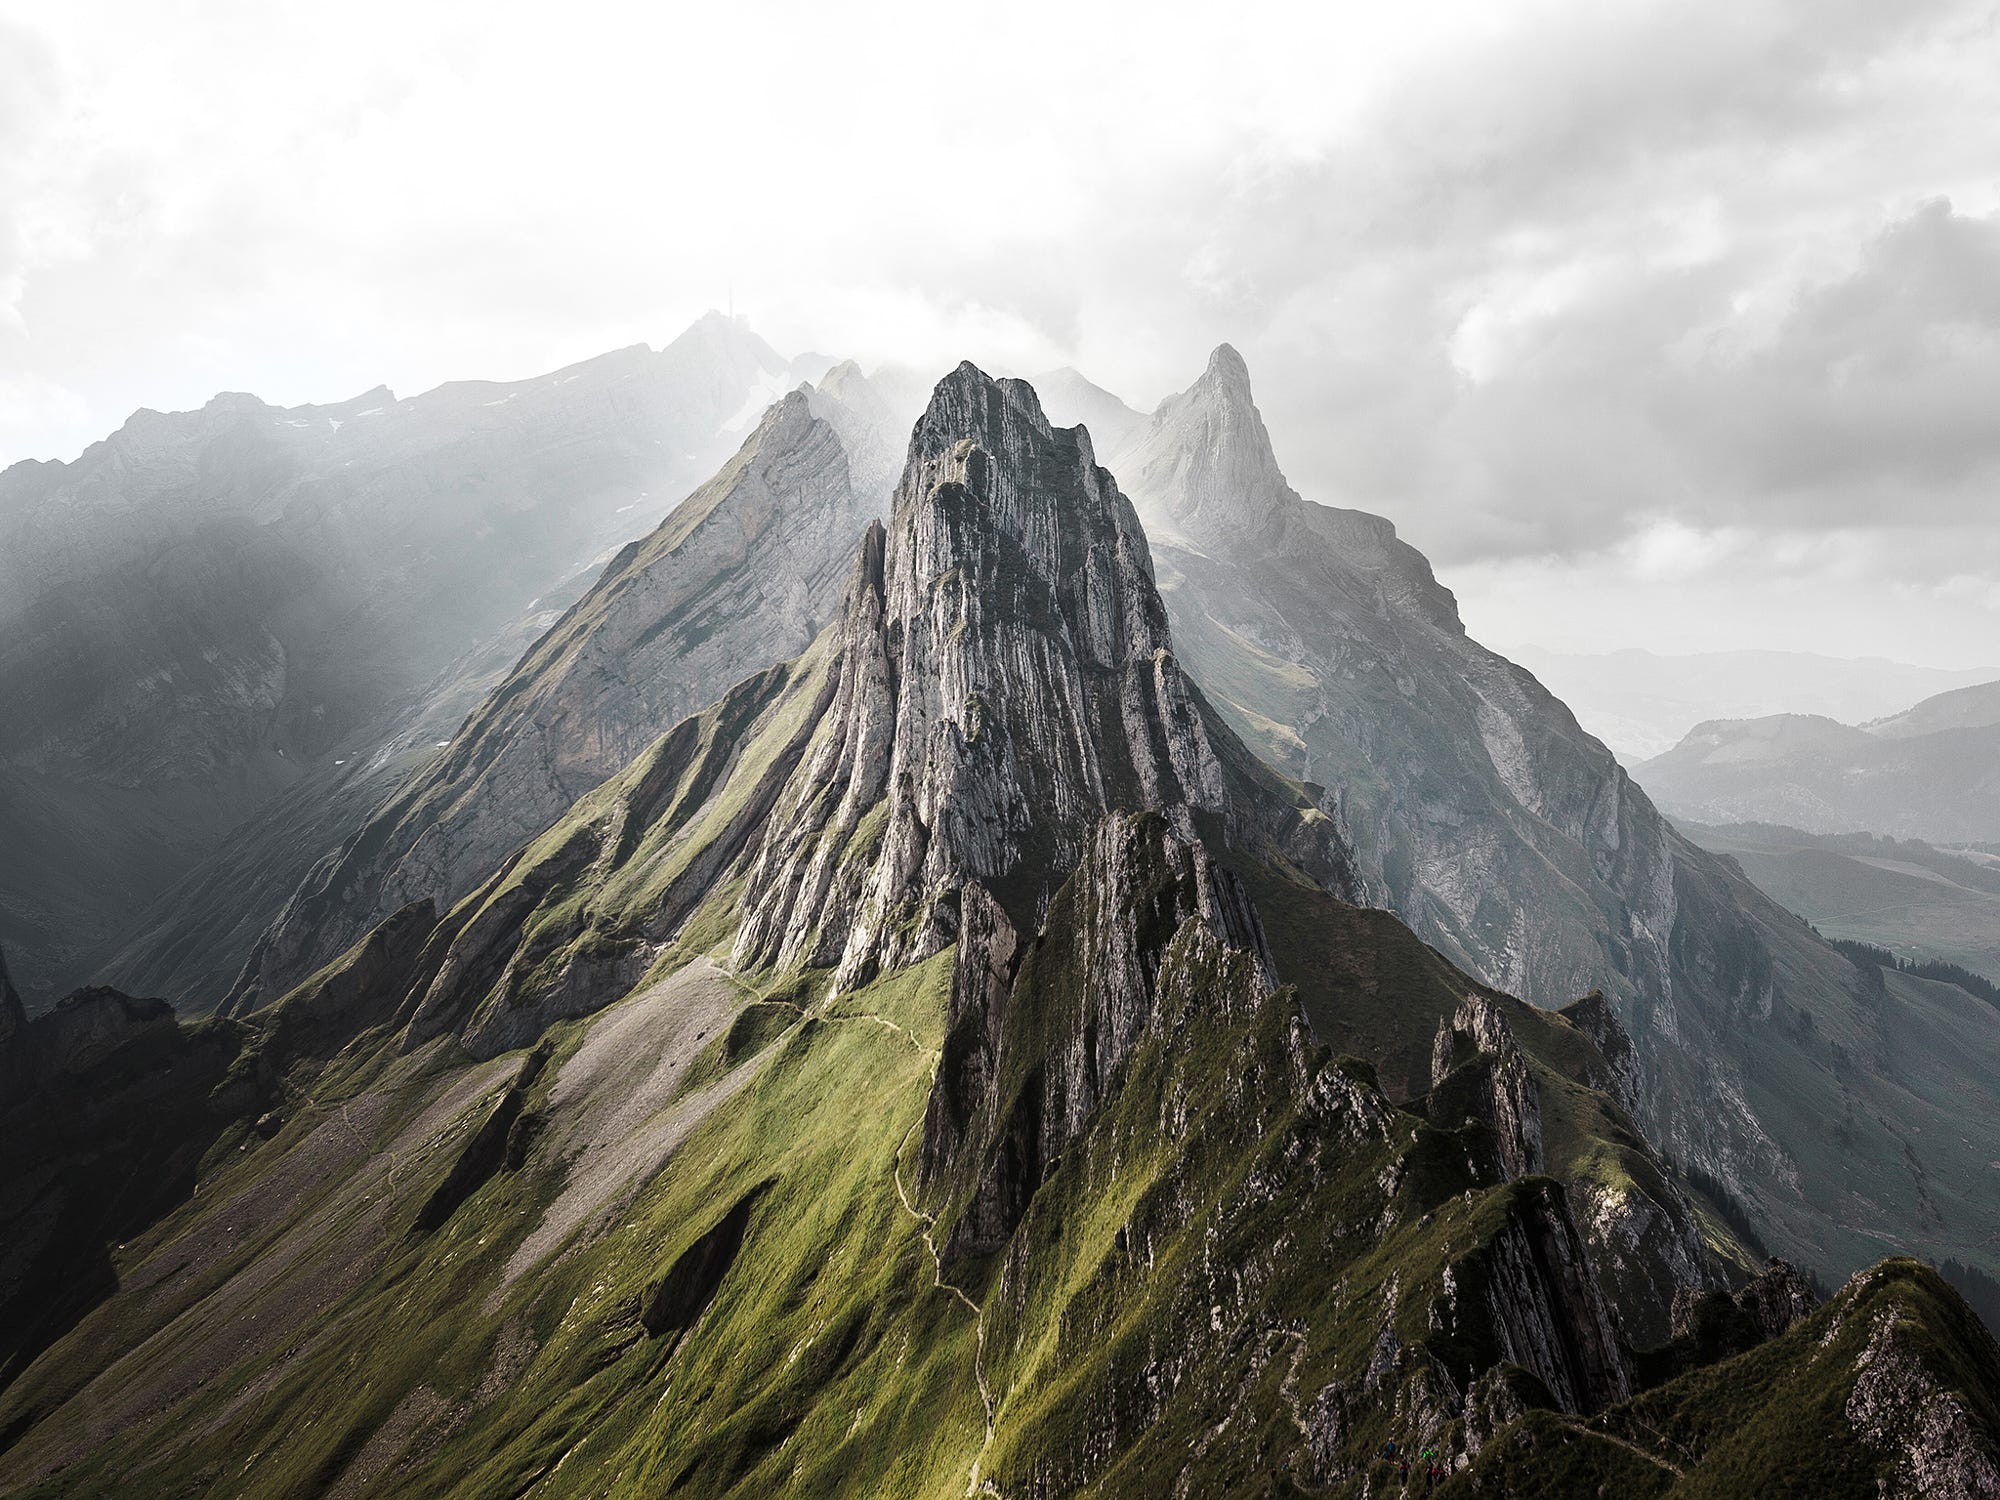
[1681,821,2000,986]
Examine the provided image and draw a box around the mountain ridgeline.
[2,360,1997,1497]
[1636,681,2000,844]
[1100,344,2000,1289]
[0,313,845,1015]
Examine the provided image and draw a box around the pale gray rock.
[804,360,905,506]
[1429,993,1545,1182]
[1108,342,2000,1281]
[732,364,1228,994]
[226,390,873,1015]
[1847,1306,2000,1498]
[0,313,829,1011]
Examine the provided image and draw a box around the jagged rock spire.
[1110,342,1300,549]
[733,362,1226,991]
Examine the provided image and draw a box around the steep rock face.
[0,978,255,1387]
[1455,1259,2000,1494]
[225,392,873,1015]
[1474,1179,1634,1412]
[922,813,1273,1256]
[732,365,1227,992]
[804,360,906,505]
[1428,992,1545,1182]
[26,988,179,1080]
[1113,345,1673,1020]
[1847,1293,2000,1498]
[1558,989,1643,1120]
[1659,1256,1820,1376]
[1112,346,2000,1284]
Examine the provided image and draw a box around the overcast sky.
[3,0,1997,667]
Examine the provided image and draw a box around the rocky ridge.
[3,360,1997,1496]
[223,389,877,1016]
[1109,344,2000,1285]
[0,313,832,1011]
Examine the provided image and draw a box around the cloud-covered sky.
[2,0,1996,666]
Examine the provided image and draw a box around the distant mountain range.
[1636,679,2000,843]
[0,314,828,1009]
[4,335,1999,1495]
[1511,646,1998,762]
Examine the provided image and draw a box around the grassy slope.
[0,953,987,1500]
[1,811,1712,1499]
[1445,1258,2000,1497]
[7,822,1997,1495]
[1683,821,2000,985]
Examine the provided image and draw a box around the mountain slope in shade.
[0,314,822,1010]
[0,362,1888,1497]
[1678,820,2000,987]
[1104,344,2000,1289]
[219,389,881,1018]
[1638,683,2000,843]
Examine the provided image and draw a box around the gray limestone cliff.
[1429,993,1546,1182]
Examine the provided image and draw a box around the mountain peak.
[733,356,1227,989]
[1109,342,1297,549]
[1203,341,1250,384]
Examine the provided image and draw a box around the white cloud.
[0,0,1995,666]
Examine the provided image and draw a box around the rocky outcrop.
[1848,1303,2000,1498]
[805,360,905,505]
[1655,1256,1819,1378]
[0,980,254,1386]
[732,364,1228,994]
[1558,989,1643,1120]
[1474,1180,1634,1413]
[28,988,178,1081]
[1840,1272,2000,1500]
[1428,993,1545,1182]
[244,899,439,1065]
[1111,343,1679,1030]
[924,812,1274,1256]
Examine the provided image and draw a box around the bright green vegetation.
[0,955,988,1499]
[0,816,1698,1496]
